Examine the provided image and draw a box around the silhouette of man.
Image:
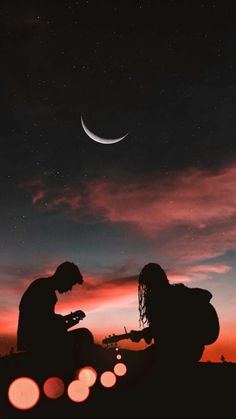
[130,263,219,366]
[17,261,94,369]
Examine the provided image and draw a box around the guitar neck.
[113,332,132,341]
[102,328,151,345]
[102,332,132,345]
[64,311,82,329]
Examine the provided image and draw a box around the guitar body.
[102,332,131,345]
[201,303,220,345]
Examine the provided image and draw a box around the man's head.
[53,261,83,293]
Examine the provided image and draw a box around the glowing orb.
[115,347,119,351]
[114,362,127,376]
[43,377,65,399]
[100,371,116,388]
[8,377,40,410]
[78,367,97,387]
[67,380,90,402]
[116,354,122,360]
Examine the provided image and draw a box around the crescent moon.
[81,114,128,145]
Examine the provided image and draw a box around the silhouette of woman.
[131,263,219,366]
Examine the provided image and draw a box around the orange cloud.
[56,273,137,314]
[0,270,139,343]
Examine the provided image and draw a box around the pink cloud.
[32,189,47,204]
[23,165,236,264]
[86,166,236,235]
[26,167,236,236]
[188,264,231,274]
[168,264,232,283]
[26,166,236,235]
[45,188,82,211]
[158,222,236,263]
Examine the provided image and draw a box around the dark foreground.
[0,345,235,418]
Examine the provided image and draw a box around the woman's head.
[138,263,169,326]
[138,263,169,289]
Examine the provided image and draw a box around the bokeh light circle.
[100,371,117,388]
[116,354,122,360]
[115,347,119,351]
[78,367,97,387]
[114,362,127,376]
[43,377,65,399]
[8,377,40,410]
[67,380,90,402]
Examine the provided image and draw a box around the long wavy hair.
[138,263,169,326]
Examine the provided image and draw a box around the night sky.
[0,0,236,361]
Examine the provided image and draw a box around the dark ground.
[0,345,234,418]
